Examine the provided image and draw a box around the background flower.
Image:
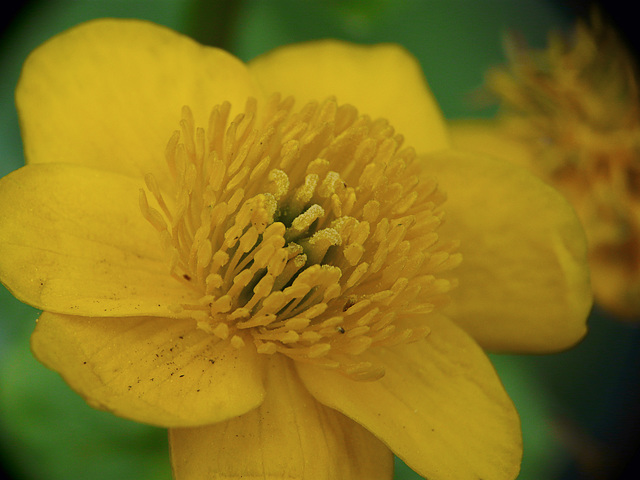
[451,12,640,320]
[0,1,639,480]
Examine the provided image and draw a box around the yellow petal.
[31,312,266,427]
[248,40,449,154]
[429,150,591,352]
[170,354,393,480]
[0,163,197,316]
[16,18,260,187]
[451,120,640,319]
[448,119,535,170]
[296,313,522,480]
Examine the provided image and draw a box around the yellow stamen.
[141,95,459,379]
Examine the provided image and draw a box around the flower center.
[140,95,460,380]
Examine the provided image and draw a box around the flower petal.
[31,312,266,427]
[16,18,260,186]
[170,355,393,480]
[0,163,197,316]
[429,150,591,352]
[296,313,522,480]
[450,120,640,319]
[248,40,449,154]
[448,119,535,170]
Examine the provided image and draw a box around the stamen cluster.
[487,16,640,312]
[140,94,460,379]
[488,18,640,248]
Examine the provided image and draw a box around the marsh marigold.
[450,16,640,318]
[0,19,591,480]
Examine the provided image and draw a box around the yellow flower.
[0,19,591,480]
[450,15,640,318]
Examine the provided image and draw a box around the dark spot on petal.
[343,298,355,312]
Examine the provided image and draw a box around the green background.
[1,1,639,479]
